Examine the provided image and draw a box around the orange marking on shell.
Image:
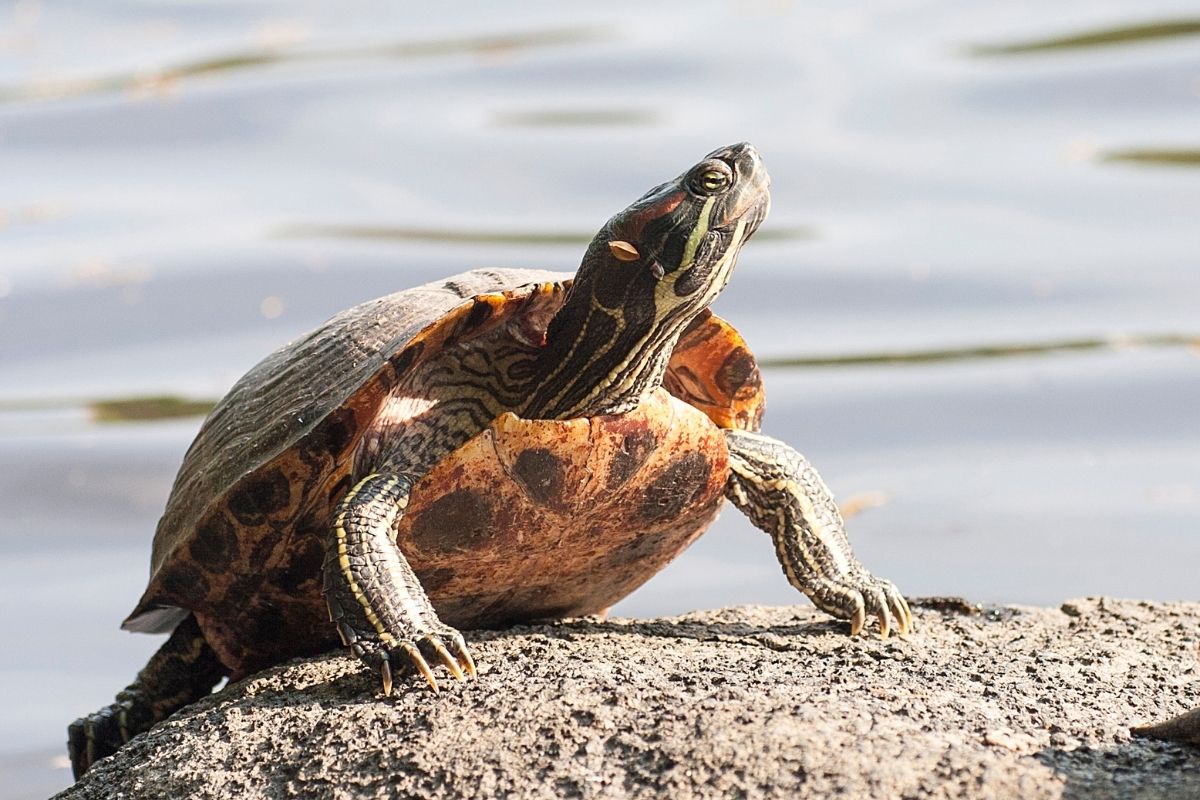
[664,310,765,431]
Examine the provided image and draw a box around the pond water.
[2,2,1198,797]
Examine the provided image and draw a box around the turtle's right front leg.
[322,472,476,695]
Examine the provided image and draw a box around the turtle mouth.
[738,192,771,240]
[710,189,770,247]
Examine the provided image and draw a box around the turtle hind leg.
[67,614,226,780]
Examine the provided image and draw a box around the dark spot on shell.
[410,489,492,553]
[511,448,568,507]
[640,451,712,523]
[300,407,359,470]
[462,298,493,333]
[717,346,760,399]
[160,563,211,603]
[189,513,240,570]
[607,428,658,489]
[248,527,281,567]
[389,341,424,378]
[318,406,358,456]
[220,575,259,617]
[227,468,292,526]
[245,604,287,649]
[607,531,672,568]
[415,566,456,593]
[270,533,323,594]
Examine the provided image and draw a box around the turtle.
[68,142,912,779]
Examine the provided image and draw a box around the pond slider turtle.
[69,143,911,778]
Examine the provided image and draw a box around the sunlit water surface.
[1,2,1198,797]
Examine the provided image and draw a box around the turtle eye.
[688,161,733,196]
[701,171,727,191]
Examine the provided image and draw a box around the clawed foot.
[67,698,137,779]
[336,618,476,696]
[811,572,913,639]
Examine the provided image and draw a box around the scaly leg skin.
[67,614,225,779]
[723,429,913,638]
[322,473,476,696]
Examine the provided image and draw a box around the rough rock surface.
[59,599,1200,800]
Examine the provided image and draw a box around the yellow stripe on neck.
[679,196,715,269]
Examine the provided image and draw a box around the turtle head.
[524,142,770,420]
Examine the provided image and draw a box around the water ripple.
[0,27,609,104]
[970,18,1200,56]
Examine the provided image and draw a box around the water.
[2,2,1198,796]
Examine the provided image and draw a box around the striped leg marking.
[322,473,476,695]
[723,430,913,638]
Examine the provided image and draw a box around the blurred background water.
[1,1,1198,796]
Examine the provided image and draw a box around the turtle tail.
[67,614,227,780]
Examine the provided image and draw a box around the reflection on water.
[1102,149,1200,167]
[493,109,659,127]
[758,333,1200,368]
[90,396,215,424]
[2,2,1199,798]
[970,17,1200,55]
[0,26,607,103]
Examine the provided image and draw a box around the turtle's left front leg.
[723,429,912,637]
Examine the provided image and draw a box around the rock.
[59,599,1200,800]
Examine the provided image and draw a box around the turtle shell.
[124,267,764,677]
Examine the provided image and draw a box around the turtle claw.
[822,573,912,641]
[848,577,910,641]
[890,592,914,638]
[861,576,911,640]
[344,624,477,695]
[379,656,394,697]
[425,636,466,681]
[849,600,867,636]
[401,643,440,694]
[452,636,477,678]
[68,703,130,779]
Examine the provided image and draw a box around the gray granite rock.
[58,599,1200,799]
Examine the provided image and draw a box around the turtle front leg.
[723,429,913,637]
[67,614,225,779]
[322,472,476,695]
